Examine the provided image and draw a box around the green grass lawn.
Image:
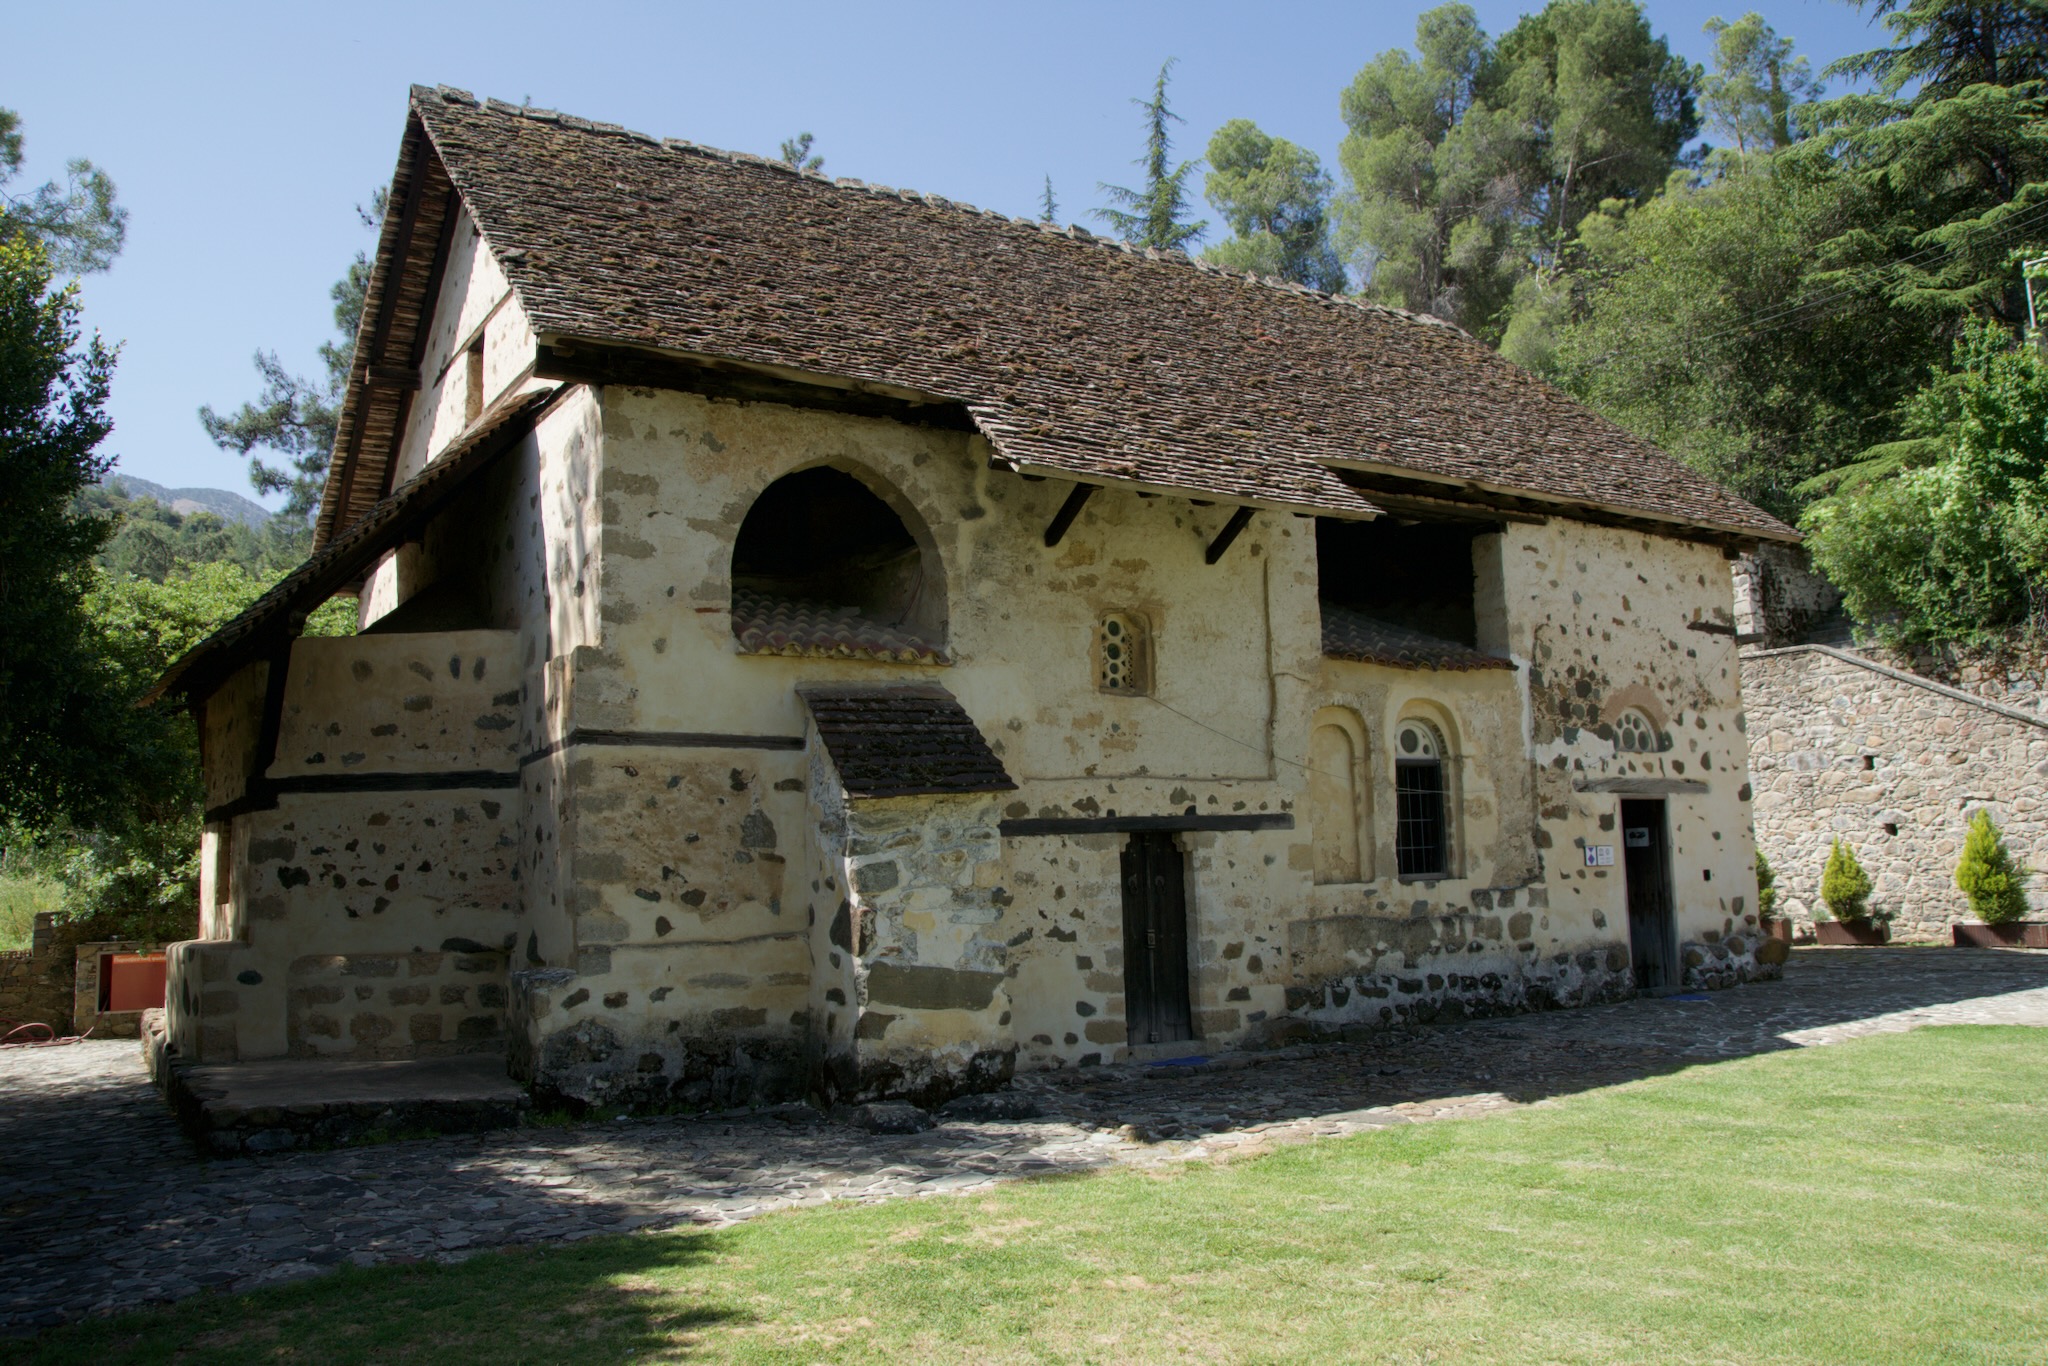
[20,1026,2047,1365]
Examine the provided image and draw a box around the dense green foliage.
[1956,809,2032,924]
[1094,60,1207,252]
[1201,120,1344,290]
[1755,848,1778,921]
[0,238,121,828]
[1804,319,2048,645]
[1820,838,1875,921]
[1333,0,1697,341]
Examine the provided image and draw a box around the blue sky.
[9,0,1884,506]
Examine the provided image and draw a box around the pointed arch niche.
[1309,706,1371,885]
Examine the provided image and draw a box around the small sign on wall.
[1584,845,1615,867]
[1625,828,1652,848]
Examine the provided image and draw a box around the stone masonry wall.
[0,914,74,1035]
[1743,644,2048,939]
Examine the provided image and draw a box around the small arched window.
[1097,612,1151,694]
[1614,709,1657,753]
[1395,719,1449,878]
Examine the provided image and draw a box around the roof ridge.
[415,84,1468,336]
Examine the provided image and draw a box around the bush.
[1755,849,1778,921]
[1821,839,1875,922]
[1955,809,2031,925]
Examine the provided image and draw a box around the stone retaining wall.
[1743,645,2048,939]
[0,914,71,1034]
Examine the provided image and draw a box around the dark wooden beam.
[1043,482,1096,547]
[1000,812,1294,838]
[534,343,976,432]
[519,728,806,766]
[1330,467,1769,553]
[1205,505,1257,564]
[365,365,424,390]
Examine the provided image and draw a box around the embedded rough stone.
[864,962,1003,1012]
[834,1100,934,1134]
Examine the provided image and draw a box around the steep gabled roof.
[320,85,1794,550]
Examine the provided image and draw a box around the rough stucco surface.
[1744,645,2048,939]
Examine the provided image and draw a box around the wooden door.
[1621,799,1678,992]
[1120,832,1193,1045]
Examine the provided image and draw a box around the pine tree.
[1040,175,1059,224]
[779,133,823,173]
[1955,809,2032,924]
[1095,59,1208,252]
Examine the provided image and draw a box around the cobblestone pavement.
[5,947,2045,1335]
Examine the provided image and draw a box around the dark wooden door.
[1120,832,1193,1045]
[1621,798,1678,992]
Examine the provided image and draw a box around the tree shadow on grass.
[13,1226,752,1366]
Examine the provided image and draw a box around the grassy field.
[17,1026,2047,1365]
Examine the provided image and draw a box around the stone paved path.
[5,947,2045,1336]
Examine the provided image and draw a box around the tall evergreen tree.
[1201,120,1345,291]
[1799,0,2048,327]
[1701,12,1823,158]
[1095,59,1208,252]
[0,109,126,275]
[1040,175,1059,224]
[1335,4,1525,331]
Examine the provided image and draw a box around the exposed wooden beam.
[1000,812,1294,837]
[365,365,423,391]
[1043,482,1096,547]
[1205,505,1257,564]
[534,342,977,432]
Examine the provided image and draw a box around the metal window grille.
[1395,759,1446,877]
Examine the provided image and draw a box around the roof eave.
[1316,455,1800,546]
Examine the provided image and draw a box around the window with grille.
[1395,720,1448,878]
[1614,709,1656,753]
[1098,613,1150,694]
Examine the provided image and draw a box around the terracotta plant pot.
[1814,919,1890,946]
[1952,921,2048,948]
[1762,919,1795,945]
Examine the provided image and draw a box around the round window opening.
[1098,613,1150,693]
[1396,721,1440,760]
[1615,710,1656,753]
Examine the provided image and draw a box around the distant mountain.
[104,475,273,528]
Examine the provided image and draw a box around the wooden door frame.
[1621,798,1680,994]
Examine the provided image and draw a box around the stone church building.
[149,87,1795,1109]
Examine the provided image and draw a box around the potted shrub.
[1952,811,2047,947]
[1815,839,1889,945]
[1756,850,1792,943]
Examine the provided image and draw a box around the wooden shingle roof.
[799,685,1016,799]
[320,86,1795,549]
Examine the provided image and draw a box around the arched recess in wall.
[1309,707,1370,885]
[730,465,949,661]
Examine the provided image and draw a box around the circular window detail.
[1396,720,1439,760]
[1615,709,1656,753]
[1098,613,1150,694]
